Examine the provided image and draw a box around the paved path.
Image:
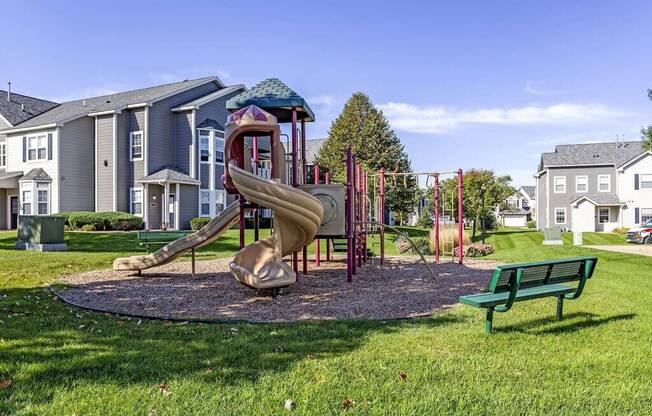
[587,244,652,257]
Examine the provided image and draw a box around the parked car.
[626,219,652,244]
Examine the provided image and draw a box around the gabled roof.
[0,90,58,126]
[171,84,245,112]
[226,78,315,122]
[541,141,643,169]
[197,118,225,131]
[305,138,326,164]
[2,76,223,132]
[138,167,200,185]
[20,168,52,182]
[570,193,624,206]
[520,186,536,199]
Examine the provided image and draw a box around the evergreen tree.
[314,92,418,220]
[641,89,652,152]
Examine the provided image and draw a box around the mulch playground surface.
[55,256,498,322]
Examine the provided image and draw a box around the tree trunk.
[472,218,477,239]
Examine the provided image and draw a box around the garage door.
[504,215,526,227]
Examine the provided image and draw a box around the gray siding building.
[0,77,246,230]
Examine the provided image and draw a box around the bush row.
[453,243,495,257]
[190,216,274,231]
[54,211,144,231]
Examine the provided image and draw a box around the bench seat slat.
[459,284,576,308]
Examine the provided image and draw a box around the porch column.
[163,183,170,230]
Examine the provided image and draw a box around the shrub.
[527,220,536,229]
[411,236,433,255]
[62,211,143,231]
[416,210,434,228]
[63,224,73,232]
[612,227,629,235]
[80,224,97,232]
[191,217,211,231]
[394,235,412,254]
[453,243,494,257]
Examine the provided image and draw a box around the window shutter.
[634,174,640,190]
[635,207,640,224]
[22,136,26,162]
[47,133,53,160]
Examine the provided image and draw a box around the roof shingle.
[226,78,315,122]
[541,141,644,169]
[0,91,58,126]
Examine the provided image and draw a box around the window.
[130,131,143,161]
[640,174,652,190]
[598,208,609,223]
[598,175,610,192]
[130,188,143,215]
[215,137,224,163]
[21,189,32,215]
[0,142,6,167]
[642,208,652,223]
[553,176,566,193]
[199,131,210,163]
[200,191,210,216]
[575,176,588,192]
[37,183,49,215]
[27,134,47,161]
[215,190,225,214]
[554,208,566,224]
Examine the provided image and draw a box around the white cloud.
[377,102,631,134]
[524,81,566,96]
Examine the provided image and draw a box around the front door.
[168,193,176,230]
[9,196,19,229]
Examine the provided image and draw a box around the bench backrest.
[137,231,190,241]
[489,256,598,294]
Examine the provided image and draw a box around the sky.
[1,0,651,186]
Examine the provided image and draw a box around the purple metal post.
[379,168,385,265]
[314,164,320,267]
[301,119,308,274]
[457,169,464,265]
[239,196,245,249]
[362,171,367,263]
[346,148,354,282]
[291,109,299,276]
[325,171,331,262]
[352,156,358,275]
[434,174,440,263]
[252,136,259,242]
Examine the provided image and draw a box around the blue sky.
[1,1,651,185]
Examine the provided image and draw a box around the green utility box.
[15,215,67,251]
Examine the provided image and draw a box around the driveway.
[587,244,652,257]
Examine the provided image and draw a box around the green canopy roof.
[226,78,315,123]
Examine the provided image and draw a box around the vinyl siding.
[0,135,6,172]
[618,153,652,227]
[179,184,198,230]
[60,116,95,211]
[194,88,241,131]
[95,115,114,211]
[147,82,220,175]
[174,111,193,175]
[115,113,130,211]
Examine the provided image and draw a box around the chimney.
[82,100,86,107]
[6,82,10,101]
[21,103,24,111]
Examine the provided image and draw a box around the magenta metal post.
[362,171,368,262]
[239,196,245,249]
[325,171,331,262]
[379,167,385,265]
[314,164,320,267]
[301,119,308,274]
[352,156,358,275]
[434,174,440,263]
[457,169,464,265]
[346,148,354,282]
[291,109,299,276]
[252,136,259,242]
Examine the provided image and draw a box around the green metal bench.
[137,231,192,254]
[459,256,598,334]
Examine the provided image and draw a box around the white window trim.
[129,131,144,161]
[26,133,48,163]
[0,142,6,168]
[575,175,588,193]
[200,190,211,217]
[21,184,33,215]
[199,130,211,164]
[129,187,144,217]
[598,207,610,224]
[597,175,611,192]
[641,208,652,223]
[640,173,652,191]
[554,207,567,224]
[553,176,566,193]
[36,183,50,216]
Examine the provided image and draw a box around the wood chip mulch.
[54,256,498,322]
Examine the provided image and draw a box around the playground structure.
[113,78,464,295]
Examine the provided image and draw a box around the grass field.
[1,228,650,415]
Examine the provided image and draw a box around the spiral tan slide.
[112,201,240,271]
[228,162,323,290]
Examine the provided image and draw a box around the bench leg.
[556,296,564,321]
[485,307,495,334]
[191,248,196,278]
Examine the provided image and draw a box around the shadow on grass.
[0,286,462,412]
[498,311,636,335]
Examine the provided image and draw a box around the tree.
[314,92,418,220]
[439,169,515,239]
[641,89,652,152]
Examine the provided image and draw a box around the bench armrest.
[495,268,523,313]
[564,258,595,300]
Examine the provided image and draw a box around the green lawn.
[1,229,651,415]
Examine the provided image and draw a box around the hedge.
[54,211,144,231]
[190,217,211,231]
